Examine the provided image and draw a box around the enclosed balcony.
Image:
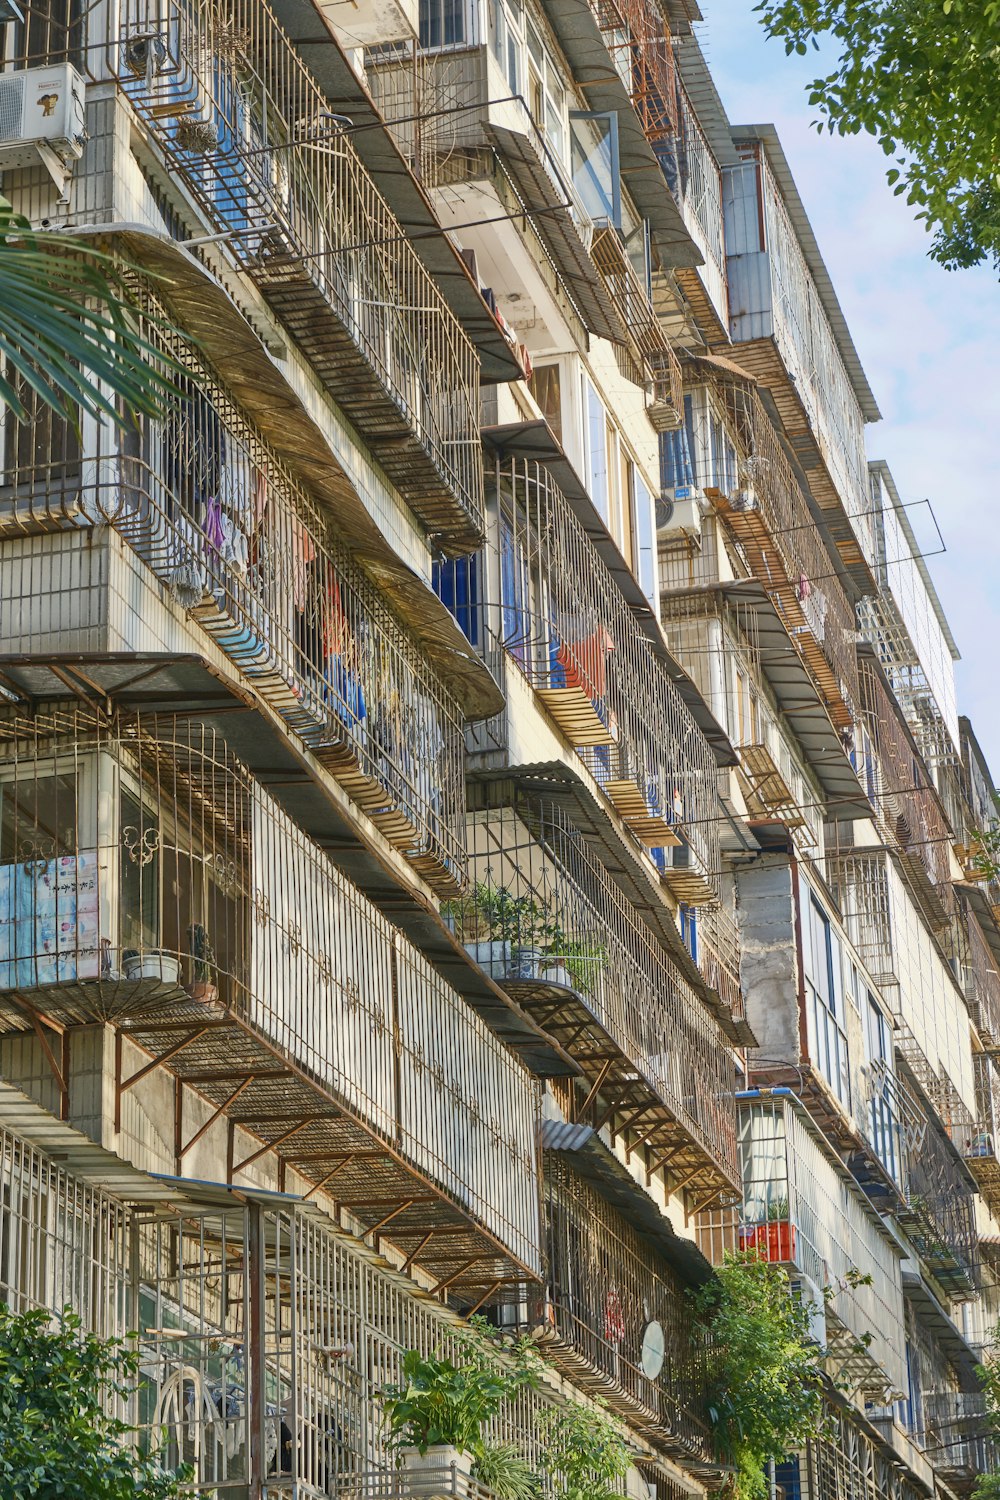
[0,1101,563,1495]
[664,373,860,732]
[99,0,484,550]
[958,899,1000,1048]
[698,1093,908,1402]
[0,711,542,1296]
[963,1053,1000,1214]
[722,130,879,587]
[447,790,740,1205]
[510,1135,718,1469]
[918,1393,1000,1495]
[853,654,955,932]
[0,287,469,895]
[464,448,723,900]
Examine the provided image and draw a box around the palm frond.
[0,194,186,427]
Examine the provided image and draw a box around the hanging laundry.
[555,618,615,700]
[291,515,317,611]
[203,494,225,552]
[797,572,811,601]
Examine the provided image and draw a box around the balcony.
[106,0,483,551]
[0,1099,560,1494]
[0,291,469,896]
[958,897,1000,1048]
[855,655,955,931]
[515,1139,718,1469]
[0,711,542,1295]
[723,130,879,588]
[448,791,740,1204]
[964,1054,1000,1214]
[896,1110,977,1299]
[687,376,860,731]
[472,451,722,898]
[920,1393,1000,1496]
[589,228,683,428]
[698,1093,908,1402]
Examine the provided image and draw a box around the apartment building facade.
[0,0,996,1497]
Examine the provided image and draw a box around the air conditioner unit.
[0,64,87,188]
[793,1272,827,1349]
[656,485,706,537]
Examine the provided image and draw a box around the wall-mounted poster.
[0,851,100,989]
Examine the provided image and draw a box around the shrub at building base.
[691,1251,828,1500]
[0,1303,190,1500]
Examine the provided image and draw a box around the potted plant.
[122,947,182,985]
[186,922,219,1006]
[738,1196,794,1263]
[379,1322,539,1495]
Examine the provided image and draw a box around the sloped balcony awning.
[0,655,575,1081]
[73,226,504,723]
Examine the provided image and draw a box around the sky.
[697,2,1000,770]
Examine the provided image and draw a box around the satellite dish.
[640,1319,665,1380]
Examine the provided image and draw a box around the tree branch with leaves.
[755,0,1000,273]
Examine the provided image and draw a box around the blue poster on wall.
[0,852,100,989]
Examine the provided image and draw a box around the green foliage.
[473,1442,541,1500]
[0,195,180,428]
[379,1319,541,1457]
[536,1395,630,1500]
[971,827,1000,882]
[974,1322,1000,1500]
[0,1303,189,1500]
[754,0,1000,272]
[690,1252,828,1500]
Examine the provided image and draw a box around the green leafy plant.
[379,1320,540,1458]
[0,196,181,428]
[0,1303,190,1498]
[974,1322,1000,1500]
[690,1251,829,1500]
[535,1395,631,1500]
[473,1441,541,1500]
[754,0,1000,272]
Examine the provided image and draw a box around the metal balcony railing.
[590,229,683,429]
[450,793,739,1198]
[0,711,541,1286]
[698,1095,908,1401]
[919,1392,1000,1492]
[0,1120,559,1495]
[959,902,1000,1046]
[964,1054,1000,1214]
[0,288,467,893]
[695,379,860,730]
[523,1151,715,1464]
[39,0,485,547]
[856,657,954,926]
[477,453,722,895]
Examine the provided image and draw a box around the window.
[865,992,902,1183]
[582,376,609,522]
[569,112,621,228]
[525,19,567,165]
[119,787,159,955]
[632,465,656,607]
[489,0,522,94]
[419,0,467,47]
[529,364,562,441]
[802,893,850,1106]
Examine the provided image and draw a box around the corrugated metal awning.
[541,1120,713,1285]
[485,124,626,344]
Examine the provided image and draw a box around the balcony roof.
[666,580,872,819]
[481,421,736,767]
[541,1120,714,1284]
[79,226,503,721]
[536,0,702,271]
[268,0,524,385]
[0,654,575,1080]
[728,125,881,424]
